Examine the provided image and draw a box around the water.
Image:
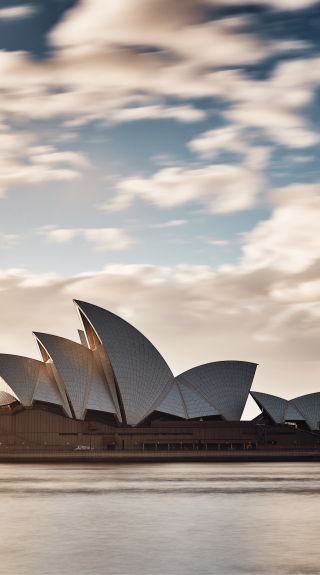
[0,463,319,575]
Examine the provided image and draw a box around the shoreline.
[1,449,320,463]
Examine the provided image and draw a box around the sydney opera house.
[0,300,319,460]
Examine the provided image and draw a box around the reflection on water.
[0,463,319,575]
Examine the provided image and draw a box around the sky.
[0,0,320,418]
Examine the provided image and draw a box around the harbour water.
[0,462,319,575]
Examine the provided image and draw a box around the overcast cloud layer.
[0,0,320,417]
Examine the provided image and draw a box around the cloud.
[224,57,320,148]
[206,238,229,246]
[40,226,135,251]
[51,2,272,68]
[0,125,89,197]
[0,0,311,134]
[188,126,244,159]
[108,105,206,124]
[0,5,36,20]
[211,0,318,10]
[0,0,316,194]
[100,164,263,214]
[227,104,318,148]
[152,219,187,228]
[185,57,320,151]
[29,146,89,168]
[241,184,320,273]
[0,234,20,248]
[188,126,271,169]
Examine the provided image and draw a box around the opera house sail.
[0,299,319,461]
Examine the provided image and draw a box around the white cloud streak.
[101,164,262,213]
[189,126,245,159]
[0,233,20,248]
[152,220,187,228]
[109,105,206,124]
[224,57,320,148]
[0,125,88,197]
[0,5,36,20]
[212,0,318,10]
[241,184,320,273]
[100,137,268,214]
[40,226,135,251]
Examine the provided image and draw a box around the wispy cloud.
[29,146,89,168]
[99,157,265,214]
[189,126,244,159]
[241,184,320,273]
[0,233,20,248]
[0,5,36,20]
[225,57,320,148]
[0,126,88,197]
[108,105,206,124]
[213,0,318,10]
[152,220,187,229]
[206,238,230,246]
[40,226,135,251]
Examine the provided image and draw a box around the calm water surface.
[0,462,319,575]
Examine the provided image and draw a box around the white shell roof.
[285,403,305,421]
[251,391,316,428]
[156,380,219,419]
[0,354,46,406]
[3,298,319,431]
[251,391,288,423]
[176,361,257,421]
[291,393,320,430]
[33,363,66,408]
[156,382,187,419]
[179,381,219,419]
[34,332,116,420]
[86,360,118,414]
[0,353,73,416]
[74,300,174,425]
